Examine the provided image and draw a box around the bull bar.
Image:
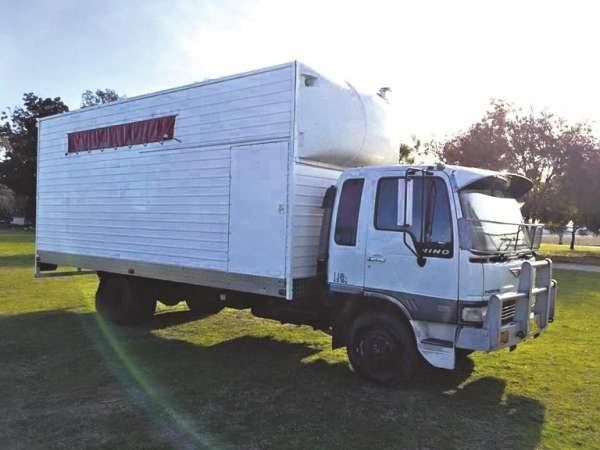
[456,259,557,351]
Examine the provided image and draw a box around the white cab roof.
[340,164,533,195]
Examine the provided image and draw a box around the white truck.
[35,62,557,384]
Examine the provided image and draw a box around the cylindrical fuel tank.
[296,65,399,167]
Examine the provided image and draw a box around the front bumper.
[456,259,557,351]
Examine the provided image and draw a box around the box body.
[36,62,396,298]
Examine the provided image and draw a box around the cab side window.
[375,177,404,231]
[375,176,453,257]
[413,177,452,245]
[335,178,364,246]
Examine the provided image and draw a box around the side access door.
[364,172,459,324]
[229,141,288,278]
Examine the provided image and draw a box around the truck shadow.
[0,309,545,450]
[0,253,35,268]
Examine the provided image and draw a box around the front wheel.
[346,311,418,386]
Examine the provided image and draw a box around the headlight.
[461,306,488,323]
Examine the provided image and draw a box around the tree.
[398,143,414,164]
[0,93,69,223]
[81,89,122,108]
[420,138,444,163]
[0,184,15,219]
[398,135,442,164]
[442,100,572,222]
[440,99,600,249]
[561,133,600,249]
[545,223,567,245]
[399,135,420,164]
[442,100,512,171]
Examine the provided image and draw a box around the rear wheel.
[185,289,224,316]
[95,275,156,326]
[346,311,418,385]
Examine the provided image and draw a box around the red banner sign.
[67,115,176,153]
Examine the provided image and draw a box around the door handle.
[368,255,386,263]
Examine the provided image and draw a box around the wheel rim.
[354,328,402,381]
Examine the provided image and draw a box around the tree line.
[0,89,121,221]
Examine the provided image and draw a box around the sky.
[1,0,599,141]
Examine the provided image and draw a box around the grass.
[1,230,599,449]
[540,243,600,266]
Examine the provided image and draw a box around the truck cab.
[323,163,557,384]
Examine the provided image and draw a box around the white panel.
[36,65,294,272]
[229,142,288,277]
[296,63,399,167]
[291,163,341,278]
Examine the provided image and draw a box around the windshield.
[461,189,523,224]
[459,177,541,254]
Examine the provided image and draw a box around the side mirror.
[396,178,413,228]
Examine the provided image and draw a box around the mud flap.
[418,341,455,369]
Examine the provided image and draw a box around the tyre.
[456,348,474,359]
[95,276,157,326]
[185,290,224,316]
[346,310,418,385]
[455,348,474,368]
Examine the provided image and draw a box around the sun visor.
[460,174,533,199]
[506,174,534,198]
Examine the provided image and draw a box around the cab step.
[421,338,454,348]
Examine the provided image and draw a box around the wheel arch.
[331,290,414,349]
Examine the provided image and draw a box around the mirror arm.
[402,173,427,267]
[401,227,427,267]
[420,171,426,243]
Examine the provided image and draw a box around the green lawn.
[1,230,599,449]
[540,243,600,266]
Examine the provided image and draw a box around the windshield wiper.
[470,247,534,263]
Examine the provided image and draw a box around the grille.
[501,300,517,324]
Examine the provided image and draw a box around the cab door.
[364,172,459,323]
[328,176,367,290]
